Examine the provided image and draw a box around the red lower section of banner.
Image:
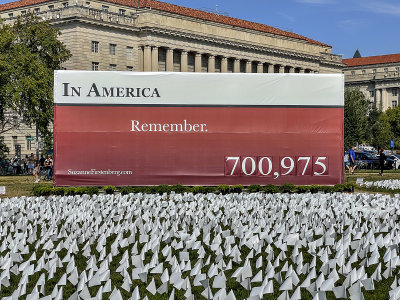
[54,106,344,186]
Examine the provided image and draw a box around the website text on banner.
[53,71,344,186]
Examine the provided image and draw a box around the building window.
[26,136,32,150]
[102,5,109,12]
[373,69,376,74]
[362,70,366,75]
[8,13,13,18]
[109,44,116,55]
[109,64,116,70]
[21,10,26,15]
[393,101,398,108]
[92,62,99,71]
[393,88,398,97]
[85,2,90,7]
[396,67,400,73]
[119,9,126,15]
[126,66,133,71]
[34,8,40,13]
[63,2,68,8]
[91,41,99,53]
[12,136,17,149]
[126,46,133,57]
[369,91,374,98]
[351,71,355,76]
[384,68,389,73]
[48,5,54,10]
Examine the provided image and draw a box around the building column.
[257,62,263,73]
[289,66,295,73]
[267,64,274,73]
[279,65,284,73]
[382,88,388,111]
[208,55,215,73]
[299,68,305,74]
[181,50,188,72]
[233,59,240,73]
[246,61,252,73]
[195,53,202,72]
[375,89,382,110]
[221,57,228,73]
[166,48,173,72]
[151,46,158,72]
[143,45,152,72]
[138,46,144,72]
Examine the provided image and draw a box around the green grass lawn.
[0,175,51,198]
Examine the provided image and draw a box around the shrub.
[170,184,187,194]
[248,184,262,193]
[157,184,170,195]
[319,186,333,193]
[32,185,46,196]
[230,185,244,193]
[64,187,76,196]
[52,187,65,196]
[192,186,205,194]
[104,186,116,194]
[87,186,99,196]
[296,185,310,193]
[263,184,280,194]
[344,183,355,192]
[120,186,133,195]
[280,183,295,193]
[217,185,230,195]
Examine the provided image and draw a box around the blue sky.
[160,0,399,59]
[0,0,398,58]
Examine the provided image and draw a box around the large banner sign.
[54,71,344,186]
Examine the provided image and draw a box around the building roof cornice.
[0,0,331,48]
[343,53,400,67]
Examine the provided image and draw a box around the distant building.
[0,0,343,159]
[343,53,400,111]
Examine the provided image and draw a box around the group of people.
[0,154,53,181]
[347,146,386,176]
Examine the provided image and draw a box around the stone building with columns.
[0,0,343,159]
[343,54,400,111]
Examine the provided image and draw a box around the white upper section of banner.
[54,71,344,106]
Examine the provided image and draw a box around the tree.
[371,113,392,149]
[367,103,382,146]
[0,14,71,145]
[344,88,369,150]
[385,106,400,136]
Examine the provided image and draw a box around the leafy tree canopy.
[0,13,71,137]
[344,88,370,150]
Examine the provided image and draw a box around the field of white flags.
[0,192,399,300]
[359,179,400,190]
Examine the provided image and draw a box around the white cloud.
[362,1,400,16]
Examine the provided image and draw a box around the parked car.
[386,154,400,169]
[354,152,381,169]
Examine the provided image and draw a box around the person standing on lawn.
[348,146,356,174]
[379,148,386,176]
